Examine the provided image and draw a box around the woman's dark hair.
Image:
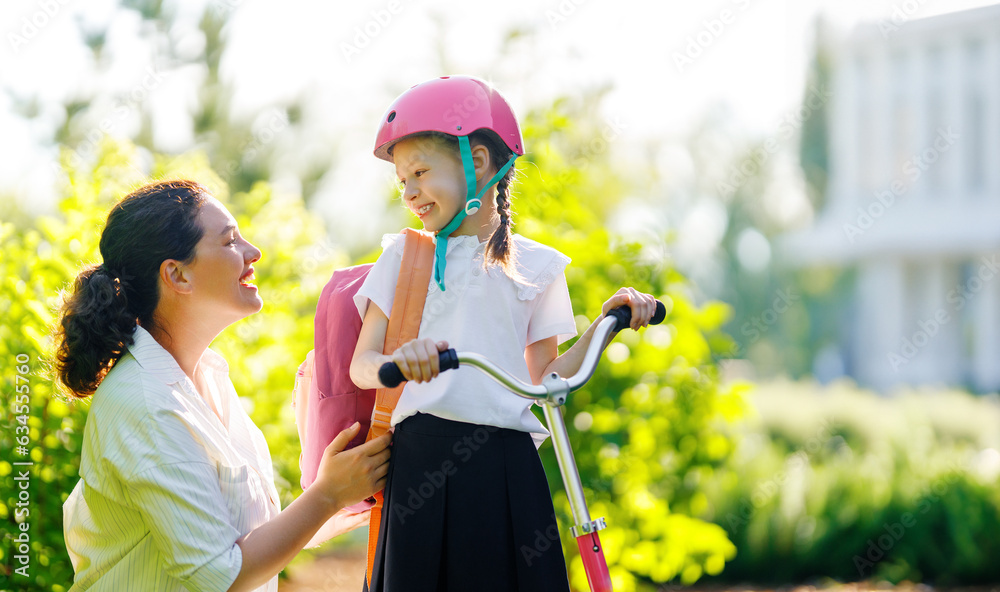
[400,130,520,277]
[56,180,209,397]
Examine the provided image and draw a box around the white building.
[783,5,1000,392]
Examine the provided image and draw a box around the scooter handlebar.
[605,300,667,333]
[376,300,666,388]
[378,348,459,389]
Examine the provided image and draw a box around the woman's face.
[184,198,263,322]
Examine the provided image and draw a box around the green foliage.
[2,102,744,590]
[1,95,745,589]
[52,2,323,207]
[0,138,339,590]
[798,17,833,212]
[700,380,1000,585]
[515,98,743,590]
[1,140,151,591]
[689,17,842,381]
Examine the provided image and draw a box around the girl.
[350,76,657,591]
[58,180,391,591]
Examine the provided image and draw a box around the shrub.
[701,379,1000,585]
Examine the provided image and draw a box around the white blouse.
[354,233,577,446]
[63,326,281,591]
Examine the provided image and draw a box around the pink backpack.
[293,264,375,489]
[294,229,434,500]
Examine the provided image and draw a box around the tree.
[514,96,743,590]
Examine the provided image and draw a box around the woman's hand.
[603,287,658,331]
[228,423,391,592]
[324,507,371,535]
[305,508,372,548]
[390,338,449,384]
[313,423,391,512]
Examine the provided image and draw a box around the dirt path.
[279,552,1000,592]
[279,550,367,592]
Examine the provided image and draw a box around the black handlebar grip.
[607,300,667,333]
[377,361,406,389]
[378,348,460,388]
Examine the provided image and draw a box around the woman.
[58,179,390,591]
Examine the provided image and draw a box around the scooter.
[380,301,667,592]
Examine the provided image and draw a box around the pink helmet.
[374,76,524,162]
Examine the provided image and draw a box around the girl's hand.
[603,287,658,331]
[391,338,450,383]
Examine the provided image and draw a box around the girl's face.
[393,136,491,236]
[184,198,263,322]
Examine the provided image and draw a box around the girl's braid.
[485,168,517,277]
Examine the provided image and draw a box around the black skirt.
[364,413,571,592]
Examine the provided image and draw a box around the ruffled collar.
[446,233,573,301]
[434,232,487,255]
[382,231,570,301]
[384,231,484,257]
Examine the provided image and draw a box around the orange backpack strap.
[365,228,435,588]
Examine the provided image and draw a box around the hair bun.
[90,265,129,305]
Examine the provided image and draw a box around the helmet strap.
[431,135,518,291]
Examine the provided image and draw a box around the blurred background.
[3,0,1000,590]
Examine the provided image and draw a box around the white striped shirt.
[63,326,281,591]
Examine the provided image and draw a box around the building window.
[902,261,921,341]
[855,56,874,192]
[965,40,985,194]
[958,260,977,378]
[891,51,912,186]
[925,46,945,194]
